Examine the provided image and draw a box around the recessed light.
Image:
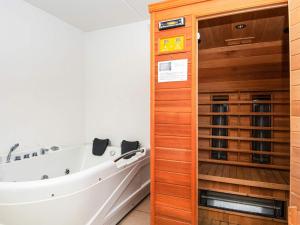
[235,24,247,30]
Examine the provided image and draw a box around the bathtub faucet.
[7,143,20,163]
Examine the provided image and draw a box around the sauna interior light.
[235,24,247,29]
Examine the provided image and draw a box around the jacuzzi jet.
[41,175,49,180]
[65,169,70,175]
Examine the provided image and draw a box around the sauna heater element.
[252,95,272,164]
[211,95,228,160]
[199,190,284,219]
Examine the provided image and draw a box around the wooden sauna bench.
[198,206,288,225]
[198,163,290,201]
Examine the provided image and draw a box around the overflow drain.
[65,169,70,175]
[41,175,49,180]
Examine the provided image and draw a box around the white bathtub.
[0,145,150,225]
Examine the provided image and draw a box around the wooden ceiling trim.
[149,0,207,13]
[152,0,287,21]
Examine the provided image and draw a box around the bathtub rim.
[0,146,150,186]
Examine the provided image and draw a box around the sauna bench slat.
[198,112,289,116]
[198,206,288,225]
[198,100,289,105]
[198,125,290,131]
[199,147,290,157]
[198,159,290,170]
[198,135,290,143]
[198,163,290,191]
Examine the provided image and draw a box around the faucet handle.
[40,148,49,155]
[50,146,60,151]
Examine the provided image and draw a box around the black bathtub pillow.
[121,140,140,159]
[92,138,110,156]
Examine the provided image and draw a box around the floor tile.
[136,196,150,213]
[118,210,150,225]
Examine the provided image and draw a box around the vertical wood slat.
[289,206,298,225]
[290,0,300,223]
[150,13,196,225]
[150,12,155,225]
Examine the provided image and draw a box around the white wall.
[0,0,150,155]
[84,21,150,147]
[0,0,85,154]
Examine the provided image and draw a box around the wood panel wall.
[198,40,289,92]
[290,0,300,223]
[150,15,197,225]
[198,38,290,224]
[198,40,290,168]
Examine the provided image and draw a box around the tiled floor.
[118,195,150,225]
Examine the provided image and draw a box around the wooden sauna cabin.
[149,0,300,225]
[197,7,290,225]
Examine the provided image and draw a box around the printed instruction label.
[158,59,188,83]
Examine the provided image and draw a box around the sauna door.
[290,0,300,224]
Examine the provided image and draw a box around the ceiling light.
[235,24,247,30]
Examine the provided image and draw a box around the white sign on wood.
[158,59,188,83]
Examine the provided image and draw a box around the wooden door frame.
[149,0,290,224]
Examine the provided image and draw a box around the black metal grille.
[211,95,228,160]
[199,190,285,219]
[252,95,272,164]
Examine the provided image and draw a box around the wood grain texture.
[155,216,191,225]
[155,170,191,186]
[156,193,192,211]
[199,163,289,190]
[198,39,289,92]
[290,6,300,26]
[199,206,288,225]
[149,0,292,224]
[156,159,192,173]
[199,179,289,201]
[150,0,287,18]
[289,206,299,225]
[150,12,196,225]
[155,88,191,101]
[290,0,300,9]
[198,8,288,49]
[155,203,193,222]
[290,0,300,222]
[155,147,192,161]
[156,182,192,199]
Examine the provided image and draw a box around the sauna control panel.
[158,17,185,30]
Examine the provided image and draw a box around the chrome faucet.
[40,148,49,155]
[7,143,20,163]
